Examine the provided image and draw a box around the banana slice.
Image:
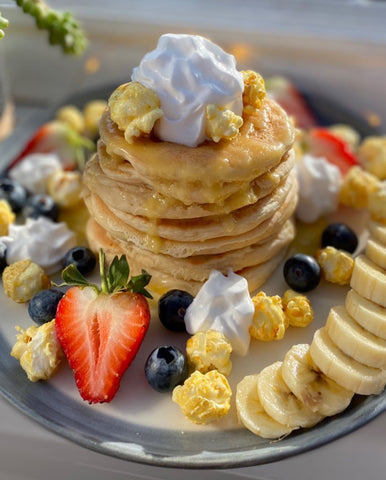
[310,327,386,395]
[346,289,386,340]
[236,374,294,439]
[368,218,386,245]
[366,237,386,270]
[256,361,323,428]
[282,344,353,416]
[326,306,386,369]
[350,255,386,308]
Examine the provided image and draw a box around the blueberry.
[158,289,194,332]
[62,246,96,276]
[0,178,28,213]
[0,240,7,273]
[321,223,358,254]
[144,346,188,393]
[23,194,59,221]
[283,253,321,292]
[28,288,65,325]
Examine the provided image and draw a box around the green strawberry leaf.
[107,255,130,292]
[128,270,153,299]
[62,264,99,290]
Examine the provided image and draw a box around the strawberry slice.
[55,251,152,404]
[266,76,318,129]
[8,121,95,172]
[306,128,358,176]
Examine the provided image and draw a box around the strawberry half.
[8,121,95,172]
[306,128,358,176]
[55,251,152,404]
[266,76,319,129]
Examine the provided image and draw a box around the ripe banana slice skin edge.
[236,374,295,439]
[326,306,386,369]
[257,361,323,429]
[345,289,386,340]
[282,344,354,417]
[310,327,386,396]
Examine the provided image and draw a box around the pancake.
[84,176,298,257]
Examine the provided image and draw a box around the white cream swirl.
[295,154,343,223]
[1,217,76,274]
[9,153,62,194]
[184,269,254,356]
[132,33,244,147]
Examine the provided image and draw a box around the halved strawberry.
[55,251,152,404]
[8,121,95,172]
[306,128,358,176]
[266,76,319,129]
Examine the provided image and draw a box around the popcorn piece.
[83,100,107,138]
[172,370,232,424]
[47,169,83,208]
[241,70,266,113]
[339,166,379,209]
[11,320,63,382]
[2,259,51,303]
[0,199,15,235]
[328,124,360,152]
[282,289,314,328]
[56,105,85,134]
[315,246,354,285]
[108,82,163,143]
[358,136,386,180]
[249,292,288,341]
[186,330,232,376]
[205,104,243,142]
[368,181,386,222]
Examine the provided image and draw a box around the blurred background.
[0,0,386,133]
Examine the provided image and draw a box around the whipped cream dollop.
[1,217,76,274]
[184,270,254,356]
[132,33,244,147]
[295,154,343,223]
[9,153,62,195]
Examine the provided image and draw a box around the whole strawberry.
[56,250,152,404]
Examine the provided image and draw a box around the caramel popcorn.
[358,136,386,180]
[47,169,83,208]
[241,70,266,112]
[108,82,163,143]
[0,199,15,235]
[249,292,288,341]
[205,104,243,142]
[282,289,314,328]
[55,105,85,134]
[368,182,386,222]
[3,259,51,303]
[172,370,232,424]
[83,100,107,138]
[186,330,232,376]
[339,166,379,209]
[315,246,354,285]
[11,320,63,382]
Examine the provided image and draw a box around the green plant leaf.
[62,264,99,290]
[107,255,130,292]
[128,270,153,298]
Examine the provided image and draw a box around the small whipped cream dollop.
[1,217,76,274]
[295,154,343,223]
[132,33,244,147]
[9,153,62,195]
[184,270,254,356]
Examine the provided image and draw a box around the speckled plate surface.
[0,87,385,469]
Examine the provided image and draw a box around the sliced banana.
[326,306,386,369]
[236,374,294,439]
[350,255,386,308]
[310,327,386,395]
[366,237,386,270]
[282,344,353,417]
[367,218,386,245]
[256,361,323,428]
[345,289,386,340]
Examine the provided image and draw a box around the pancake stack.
[83,96,297,295]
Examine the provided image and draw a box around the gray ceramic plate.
[0,87,385,469]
